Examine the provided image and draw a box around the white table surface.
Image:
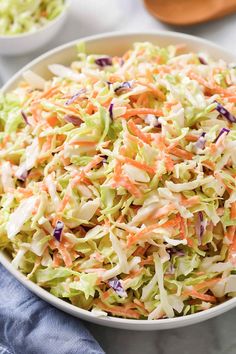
[1,1,236,353]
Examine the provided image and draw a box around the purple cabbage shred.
[114,81,132,94]
[195,211,206,245]
[95,57,113,67]
[53,221,64,242]
[195,132,206,150]
[21,110,30,125]
[198,56,207,65]
[109,103,114,120]
[108,277,127,298]
[167,248,185,257]
[214,127,230,143]
[65,89,86,105]
[64,114,83,126]
[119,58,125,66]
[215,101,236,123]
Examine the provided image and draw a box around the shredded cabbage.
[0,0,65,36]
[0,41,236,320]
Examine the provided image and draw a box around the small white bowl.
[0,31,236,330]
[0,1,69,56]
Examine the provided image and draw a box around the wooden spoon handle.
[224,0,236,9]
[216,0,236,17]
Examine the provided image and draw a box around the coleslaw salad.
[0,41,236,320]
[0,0,65,36]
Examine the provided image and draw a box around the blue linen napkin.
[0,264,104,354]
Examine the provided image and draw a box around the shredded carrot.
[58,243,73,267]
[127,224,160,246]
[71,171,92,186]
[227,96,236,103]
[164,101,178,110]
[94,300,141,319]
[226,226,236,243]
[231,202,236,220]
[133,117,145,125]
[136,92,149,107]
[126,133,144,147]
[60,156,71,166]
[185,134,198,142]
[83,156,104,173]
[17,188,33,197]
[113,160,142,198]
[153,135,167,150]
[30,105,40,123]
[194,278,221,291]
[107,74,120,83]
[202,160,216,170]
[91,90,98,98]
[102,290,111,300]
[187,238,194,247]
[119,156,155,174]
[140,256,153,266]
[41,135,53,153]
[152,204,176,220]
[113,177,142,198]
[228,230,236,264]
[133,244,150,256]
[136,80,165,100]
[133,298,147,310]
[101,97,112,107]
[119,146,127,155]
[127,120,151,144]
[69,140,97,146]
[159,216,182,229]
[189,72,223,94]
[46,115,59,127]
[32,198,40,215]
[53,102,79,114]
[122,50,131,60]
[189,71,236,98]
[182,196,200,207]
[183,289,216,303]
[57,194,70,212]
[27,170,42,180]
[124,108,163,119]
[170,147,193,160]
[188,71,210,87]
[206,86,236,97]
[40,86,59,99]
[86,102,96,114]
[2,134,10,147]
[52,251,62,268]
[164,155,175,172]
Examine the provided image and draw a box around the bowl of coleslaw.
[0,0,69,56]
[0,31,236,330]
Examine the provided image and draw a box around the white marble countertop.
[1,1,236,353]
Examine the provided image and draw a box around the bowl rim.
[0,30,236,329]
[0,0,70,40]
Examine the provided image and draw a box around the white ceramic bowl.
[0,31,236,330]
[0,1,69,56]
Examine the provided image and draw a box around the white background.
[1,1,236,353]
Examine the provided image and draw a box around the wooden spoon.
[144,0,236,26]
